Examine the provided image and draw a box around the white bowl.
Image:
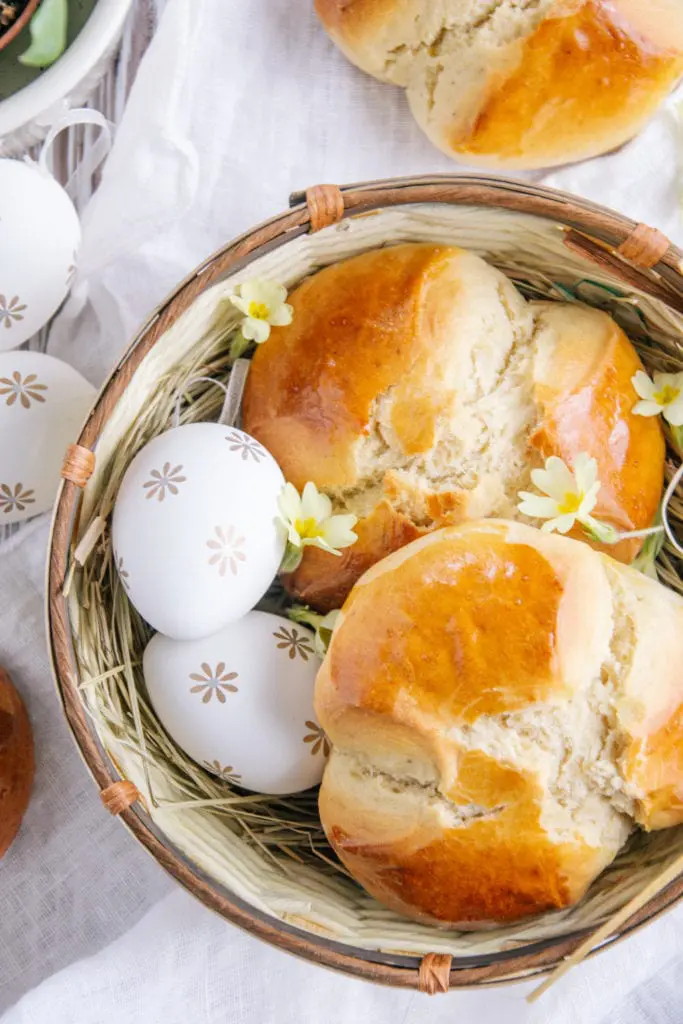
[0,0,134,156]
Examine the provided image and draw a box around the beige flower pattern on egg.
[206,525,246,577]
[0,483,35,515]
[143,462,187,502]
[303,721,331,758]
[0,295,27,330]
[189,663,239,704]
[203,761,242,784]
[0,372,48,409]
[273,626,315,662]
[114,552,131,591]
[225,432,267,464]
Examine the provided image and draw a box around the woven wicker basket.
[47,175,683,994]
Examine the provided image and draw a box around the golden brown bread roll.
[0,666,34,858]
[242,243,664,610]
[315,521,683,928]
[315,0,683,170]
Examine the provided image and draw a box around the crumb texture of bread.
[242,243,664,610]
[315,522,683,927]
[314,0,683,169]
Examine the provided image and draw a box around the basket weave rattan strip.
[47,175,683,992]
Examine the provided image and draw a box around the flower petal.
[654,371,683,392]
[229,294,249,316]
[278,482,302,522]
[572,453,598,493]
[269,302,294,327]
[632,370,656,401]
[531,457,576,502]
[517,495,561,520]
[242,317,271,344]
[287,522,302,546]
[301,481,332,522]
[304,535,343,557]
[275,515,301,547]
[664,395,683,427]
[633,400,663,418]
[238,279,262,305]
[554,513,577,534]
[258,280,288,310]
[540,513,576,535]
[319,514,358,549]
[577,480,601,518]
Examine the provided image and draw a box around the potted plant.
[1,0,67,66]
[0,0,134,155]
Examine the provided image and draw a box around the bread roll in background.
[314,0,683,170]
[315,521,683,928]
[0,667,34,858]
[242,243,664,611]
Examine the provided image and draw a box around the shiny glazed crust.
[314,0,683,170]
[242,244,664,611]
[315,522,683,927]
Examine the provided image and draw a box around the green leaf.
[580,516,620,545]
[287,605,324,632]
[229,330,251,362]
[669,424,683,457]
[550,282,578,302]
[279,543,303,575]
[287,605,341,659]
[631,510,665,579]
[575,279,627,299]
[316,611,341,655]
[19,0,68,68]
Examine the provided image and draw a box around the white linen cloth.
[2,2,683,1021]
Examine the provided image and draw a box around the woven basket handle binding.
[294,185,678,307]
[564,223,675,290]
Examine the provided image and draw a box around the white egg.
[0,159,81,351]
[143,612,327,794]
[112,423,286,640]
[0,351,95,524]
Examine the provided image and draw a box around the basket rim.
[46,172,683,991]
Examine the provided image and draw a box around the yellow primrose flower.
[632,370,683,427]
[278,482,358,572]
[229,279,293,344]
[517,454,601,535]
[518,453,665,549]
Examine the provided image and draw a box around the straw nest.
[65,204,683,960]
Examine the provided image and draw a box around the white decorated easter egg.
[0,351,95,524]
[112,423,286,640]
[0,159,81,351]
[143,612,327,794]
